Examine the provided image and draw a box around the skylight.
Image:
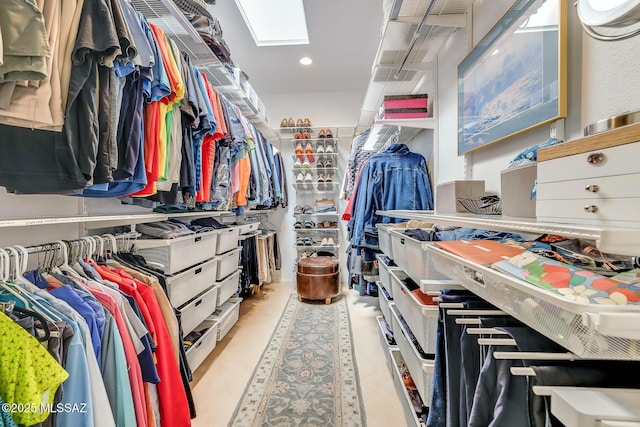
[234,0,309,46]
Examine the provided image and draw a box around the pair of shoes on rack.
[317,174,334,183]
[300,251,318,259]
[296,237,314,246]
[281,117,297,127]
[320,237,336,246]
[317,143,334,154]
[294,158,311,169]
[317,221,337,228]
[318,129,333,138]
[292,118,312,128]
[296,172,313,183]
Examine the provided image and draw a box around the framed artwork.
[458,0,567,155]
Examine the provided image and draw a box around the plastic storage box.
[216,247,241,281]
[389,349,424,427]
[165,258,218,308]
[436,180,485,214]
[390,305,435,405]
[377,316,397,376]
[376,253,401,297]
[389,228,451,282]
[390,269,438,353]
[376,224,396,259]
[213,297,242,341]
[135,231,219,275]
[179,284,219,335]
[215,269,240,306]
[377,281,394,327]
[216,226,240,255]
[185,318,219,372]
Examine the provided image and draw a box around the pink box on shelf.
[380,108,428,119]
[383,94,428,110]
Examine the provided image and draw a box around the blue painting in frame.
[458,0,567,155]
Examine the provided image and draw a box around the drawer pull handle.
[400,238,405,245]
[587,152,604,165]
[194,299,203,307]
[584,205,599,213]
[194,267,202,275]
[195,236,202,242]
[585,185,599,193]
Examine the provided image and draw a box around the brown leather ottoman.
[296,257,340,304]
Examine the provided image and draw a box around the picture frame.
[457,0,567,155]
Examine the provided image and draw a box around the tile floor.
[191,282,405,426]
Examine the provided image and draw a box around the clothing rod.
[493,351,578,361]
[447,309,506,316]
[477,338,517,346]
[239,231,260,240]
[455,318,482,325]
[394,0,437,79]
[22,232,140,255]
[510,367,537,377]
[465,328,510,335]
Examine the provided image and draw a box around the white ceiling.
[207,0,384,96]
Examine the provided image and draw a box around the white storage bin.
[212,297,242,341]
[179,284,219,336]
[390,229,450,282]
[135,231,218,275]
[236,221,259,235]
[390,269,439,354]
[389,349,424,427]
[377,316,397,376]
[216,226,240,255]
[377,281,394,327]
[217,247,241,281]
[376,253,401,298]
[216,269,240,306]
[185,318,219,372]
[376,224,396,258]
[165,258,218,308]
[390,305,435,404]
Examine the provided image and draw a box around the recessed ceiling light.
[299,57,313,65]
[235,0,309,46]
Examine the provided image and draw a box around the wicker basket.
[457,195,502,215]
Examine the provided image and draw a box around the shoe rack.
[285,121,342,260]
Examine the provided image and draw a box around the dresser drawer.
[538,141,640,183]
[179,285,219,336]
[537,198,640,224]
[537,173,640,200]
[165,258,218,308]
[136,231,219,274]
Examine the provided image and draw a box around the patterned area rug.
[229,294,367,426]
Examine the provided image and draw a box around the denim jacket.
[350,143,433,249]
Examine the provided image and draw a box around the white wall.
[434,0,625,194]
[262,91,365,129]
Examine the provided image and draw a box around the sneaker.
[325,144,334,154]
[325,174,333,183]
[296,118,304,127]
[294,221,303,229]
[303,220,315,229]
[288,117,295,127]
[304,143,315,162]
[317,174,325,183]
[304,237,313,246]
[302,205,314,214]
[296,238,305,246]
[304,172,313,183]
[317,160,325,168]
[304,118,312,127]
[302,159,311,169]
[294,159,302,169]
[296,172,304,183]
[325,129,333,138]
[318,129,326,138]
[317,144,325,154]
[294,205,303,214]
[294,132,303,140]
[324,159,333,168]
[302,131,311,140]
[295,142,304,161]
[327,237,336,246]
[280,118,288,127]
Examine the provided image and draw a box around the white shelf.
[167,211,234,219]
[376,210,640,256]
[130,0,275,140]
[291,167,339,173]
[295,245,339,250]
[543,387,640,427]
[294,228,339,232]
[374,117,435,129]
[293,212,339,217]
[0,213,168,229]
[277,126,355,139]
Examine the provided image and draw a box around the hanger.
[53,240,70,268]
